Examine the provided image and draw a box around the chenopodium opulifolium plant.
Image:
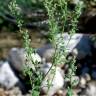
[8,0,43,95]
[8,0,83,95]
[44,0,83,95]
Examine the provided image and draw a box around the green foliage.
[67,87,73,96]
[8,0,83,96]
[9,0,42,95]
[44,0,83,95]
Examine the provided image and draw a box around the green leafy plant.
[44,0,83,96]
[8,0,83,96]
[9,0,42,95]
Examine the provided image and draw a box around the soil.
[0,30,47,59]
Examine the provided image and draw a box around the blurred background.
[0,0,96,58]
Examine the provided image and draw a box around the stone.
[79,73,91,88]
[8,48,41,72]
[55,33,92,58]
[80,81,96,96]
[40,62,64,96]
[37,33,92,61]
[0,61,19,89]
[70,0,80,5]
[37,44,55,63]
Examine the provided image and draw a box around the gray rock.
[80,81,96,96]
[0,61,19,89]
[37,33,92,60]
[56,33,92,55]
[40,62,64,96]
[8,48,41,72]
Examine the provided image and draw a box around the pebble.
[0,87,33,96]
[79,73,91,88]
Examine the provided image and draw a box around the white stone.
[0,61,18,89]
[86,81,96,96]
[41,63,64,96]
[55,33,92,59]
[70,0,80,4]
[79,77,86,88]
